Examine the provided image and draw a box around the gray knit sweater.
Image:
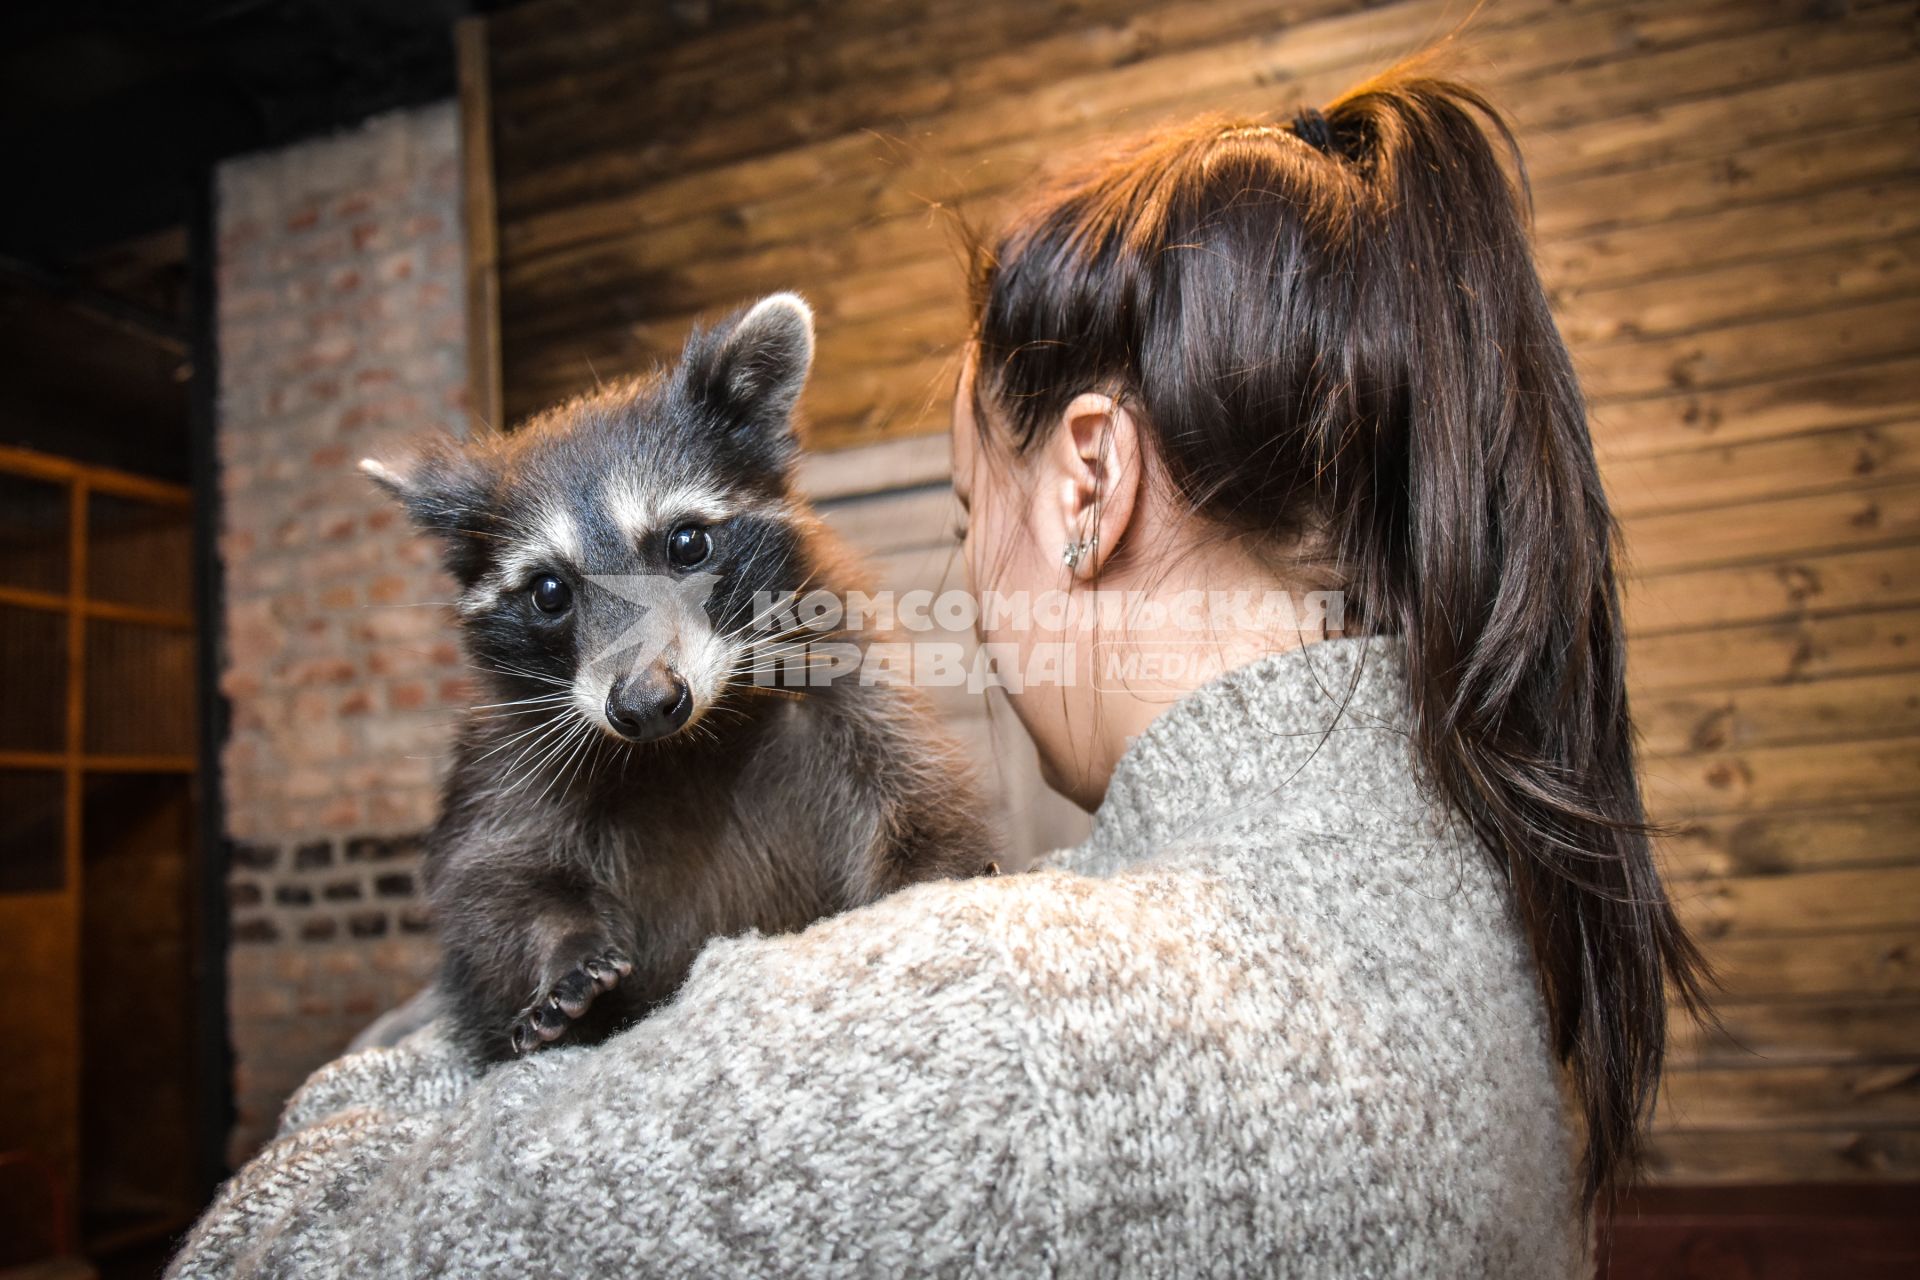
[171,637,1584,1277]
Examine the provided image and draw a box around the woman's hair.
[965,67,1710,1203]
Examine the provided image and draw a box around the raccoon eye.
[666,524,713,570]
[530,575,572,614]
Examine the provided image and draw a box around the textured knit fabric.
[170,636,1585,1278]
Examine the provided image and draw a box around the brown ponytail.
[968,67,1710,1204]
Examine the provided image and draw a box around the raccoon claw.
[583,953,631,991]
[509,950,633,1055]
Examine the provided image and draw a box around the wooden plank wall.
[485,0,1920,1185]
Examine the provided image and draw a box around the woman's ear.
[1043,392,1143,581]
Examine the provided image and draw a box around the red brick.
[220,285,276,320]
[287,658,357,686]
[309,306,349,337]
[232,983,295,1020]
[377,250,416,283]
[350,607,442,644]
[221,217,265,253]
[369,790,436,830]
[220,669,263,700]
[367,575,411,605]
[316,795,363,830]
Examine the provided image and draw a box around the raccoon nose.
[606,668,692,741]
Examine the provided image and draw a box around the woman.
[172,70,1704,1277]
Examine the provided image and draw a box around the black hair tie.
[1290,107,1336,155]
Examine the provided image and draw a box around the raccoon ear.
[684,292,815,440]
[359,439,496,585]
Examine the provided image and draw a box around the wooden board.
[1660,803,1920,880]
[1637,674,1920,757]
[1640,1128,1920,1185]
[1671,865,1920,941]
[1699,930,1920,1002]
[1624,544,1920,636]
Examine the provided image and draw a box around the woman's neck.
[1051,541,1337,809]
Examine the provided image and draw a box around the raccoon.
[362,293,996,1061]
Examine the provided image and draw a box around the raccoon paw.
[508,950,633,1055]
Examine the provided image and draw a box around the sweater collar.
[1057,635,1429,877]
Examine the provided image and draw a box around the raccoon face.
[364,293,818,744]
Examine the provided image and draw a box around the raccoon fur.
[363,293,996,1062]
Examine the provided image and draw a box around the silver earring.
[1062,538,1095,571]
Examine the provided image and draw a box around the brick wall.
[214,102,467,1163]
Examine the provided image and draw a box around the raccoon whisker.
[475,662,573,689]
[552,718,606,800]
[727,651,818,674]
[472,706,577,763]
[736,629,847,654]
[717,565,829,643]
[736,629,848,651]
[726,646,845,674]
[474,722,561,769]
[471,692,576,711]
[744,616,851,642]
[721,675,817,694]
[732,684,809,702]
[477,658,570,681]
[725,589,835,643]
[728,666,842,687]
[474,678,574,701]
[513,709,588,775]
[726,667,839,689]
[731,630,850,662]
[471,703,570,719]
[469,709,574,730]
[725,586,804,639]
[504,716,589,801]
[533,718,598,810]
[489,709,583,778]
[581,728,620,792]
